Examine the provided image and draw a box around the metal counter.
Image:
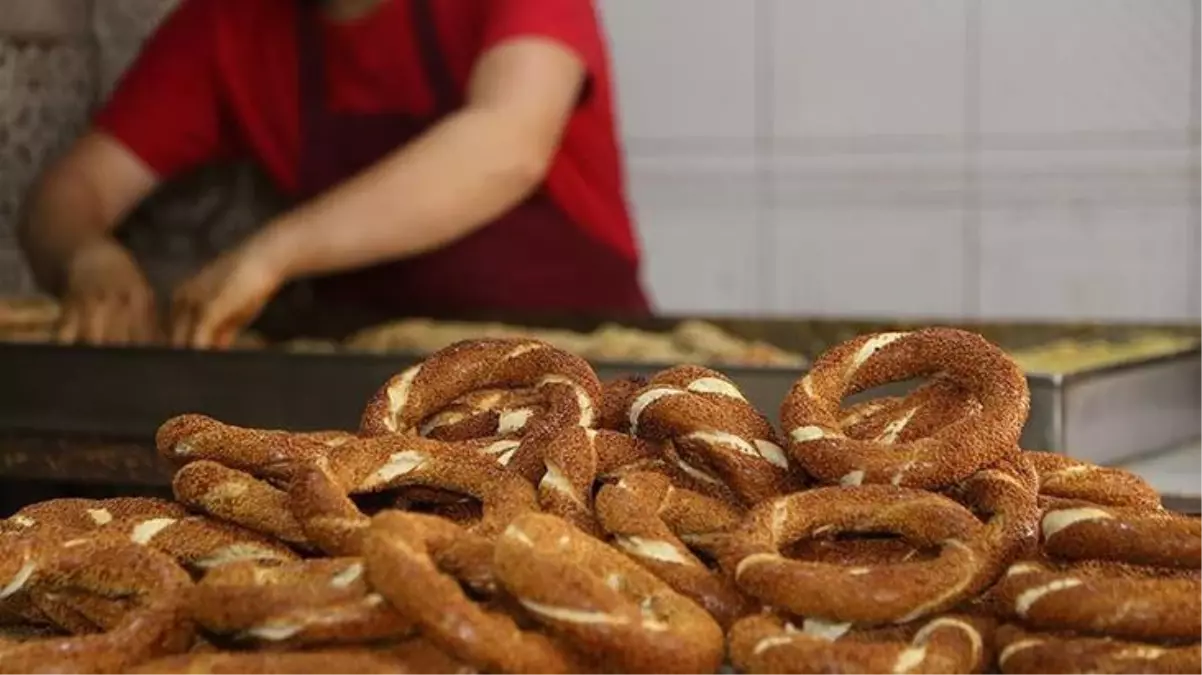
[0,317,1197,469]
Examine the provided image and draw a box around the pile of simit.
[0,328,1197,674]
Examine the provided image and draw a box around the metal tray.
[0,318,1197,468]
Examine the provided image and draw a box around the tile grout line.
[753,0,777,316]
[1189,0,1201,318]
[961,0,983,320]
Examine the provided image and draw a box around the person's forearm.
[253,106,552,281]
[18,172,120,294]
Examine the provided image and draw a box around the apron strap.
[294,5,324,135]
[409,0,459,113]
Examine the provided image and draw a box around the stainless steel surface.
[1161,494,1202,515]
[1060,353,1202,464]
[0,318,1197,470]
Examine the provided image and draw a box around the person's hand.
[169,237,287,350]
[57,238,160,346]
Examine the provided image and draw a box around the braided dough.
[363,511,579,674]
[190,558,414,648]
[729,613,993,674]
[725,485,990,624]
[628,365,798,505]
[493,512,725,674]
[1026,451,1163,511]
[594,471,750,628]
[4,330,1196,674]
[0,541,193,674]
[996,623,1202,675]
[782,328,1029,488]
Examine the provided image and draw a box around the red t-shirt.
[95,0,639,261]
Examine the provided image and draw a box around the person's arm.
[171,0,607,348]
[18,133,158,294]
[19,0,229,345]
[248,36,588,280]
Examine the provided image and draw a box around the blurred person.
[19,0,649,349]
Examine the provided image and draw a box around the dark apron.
[292,0,650,328]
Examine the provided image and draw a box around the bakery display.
[4,294,1199,374]
[343,317,807,367]
[1008,332,1201,374]
[0,328,1195,673]
[0,295,803,366]
[0,295,58,343]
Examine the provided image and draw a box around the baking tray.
[0,317,1197,468]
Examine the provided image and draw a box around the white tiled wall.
[601,0,1202,321]
[1,0,1198,323]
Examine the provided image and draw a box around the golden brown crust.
[990,560,1200,642]
[996,623,1202,674]
[0,541,193,674]
[594,471,751,628]
[492,513,725,674]
[5,330,1196,673]
[363,511,580,674]
[782,328,1029,489]
[728,612,994,674]
[627,365,799,505]
[190,558,414,649]
[128,645,458,674]
[1025,450,1164,511]
[723,485,988,624]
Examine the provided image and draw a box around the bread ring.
[128,644,463,674]
[289,436,538,558]
[1026,451,1163,511]
[783,536,924,567]
[363,511,581,674]
[157,414,357,473]
[627,365,796,505]
[840,377,982,445]
[0,541,193,674]
[991,560,1200,641]
[535,426,659,536]
[190,558,414,648]
[493,512,725,674]
[2,497,189,535]
[782,328,1028,488]
[67,514,298,574]
[728,612,992,674]
[1039,501,1200,569]
[30,585,133,634]
[419,387,547,441]
[947,453,1041,581]
[996,623,1201,674]
[598,375,649,433]
[388,486,484,526]
[725,485,987,624]
[359,338,602,482]
[172,460,309,546]
[594,471,750,628]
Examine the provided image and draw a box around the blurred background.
[0,0,1199,321]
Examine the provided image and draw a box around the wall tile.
[767,152,968,317]
[598,0,757,145]
[771,0,967,141]
[0,0,90,39]
[976,146,1196,320]
[626,156,765,314]
[980,0,1194,136]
